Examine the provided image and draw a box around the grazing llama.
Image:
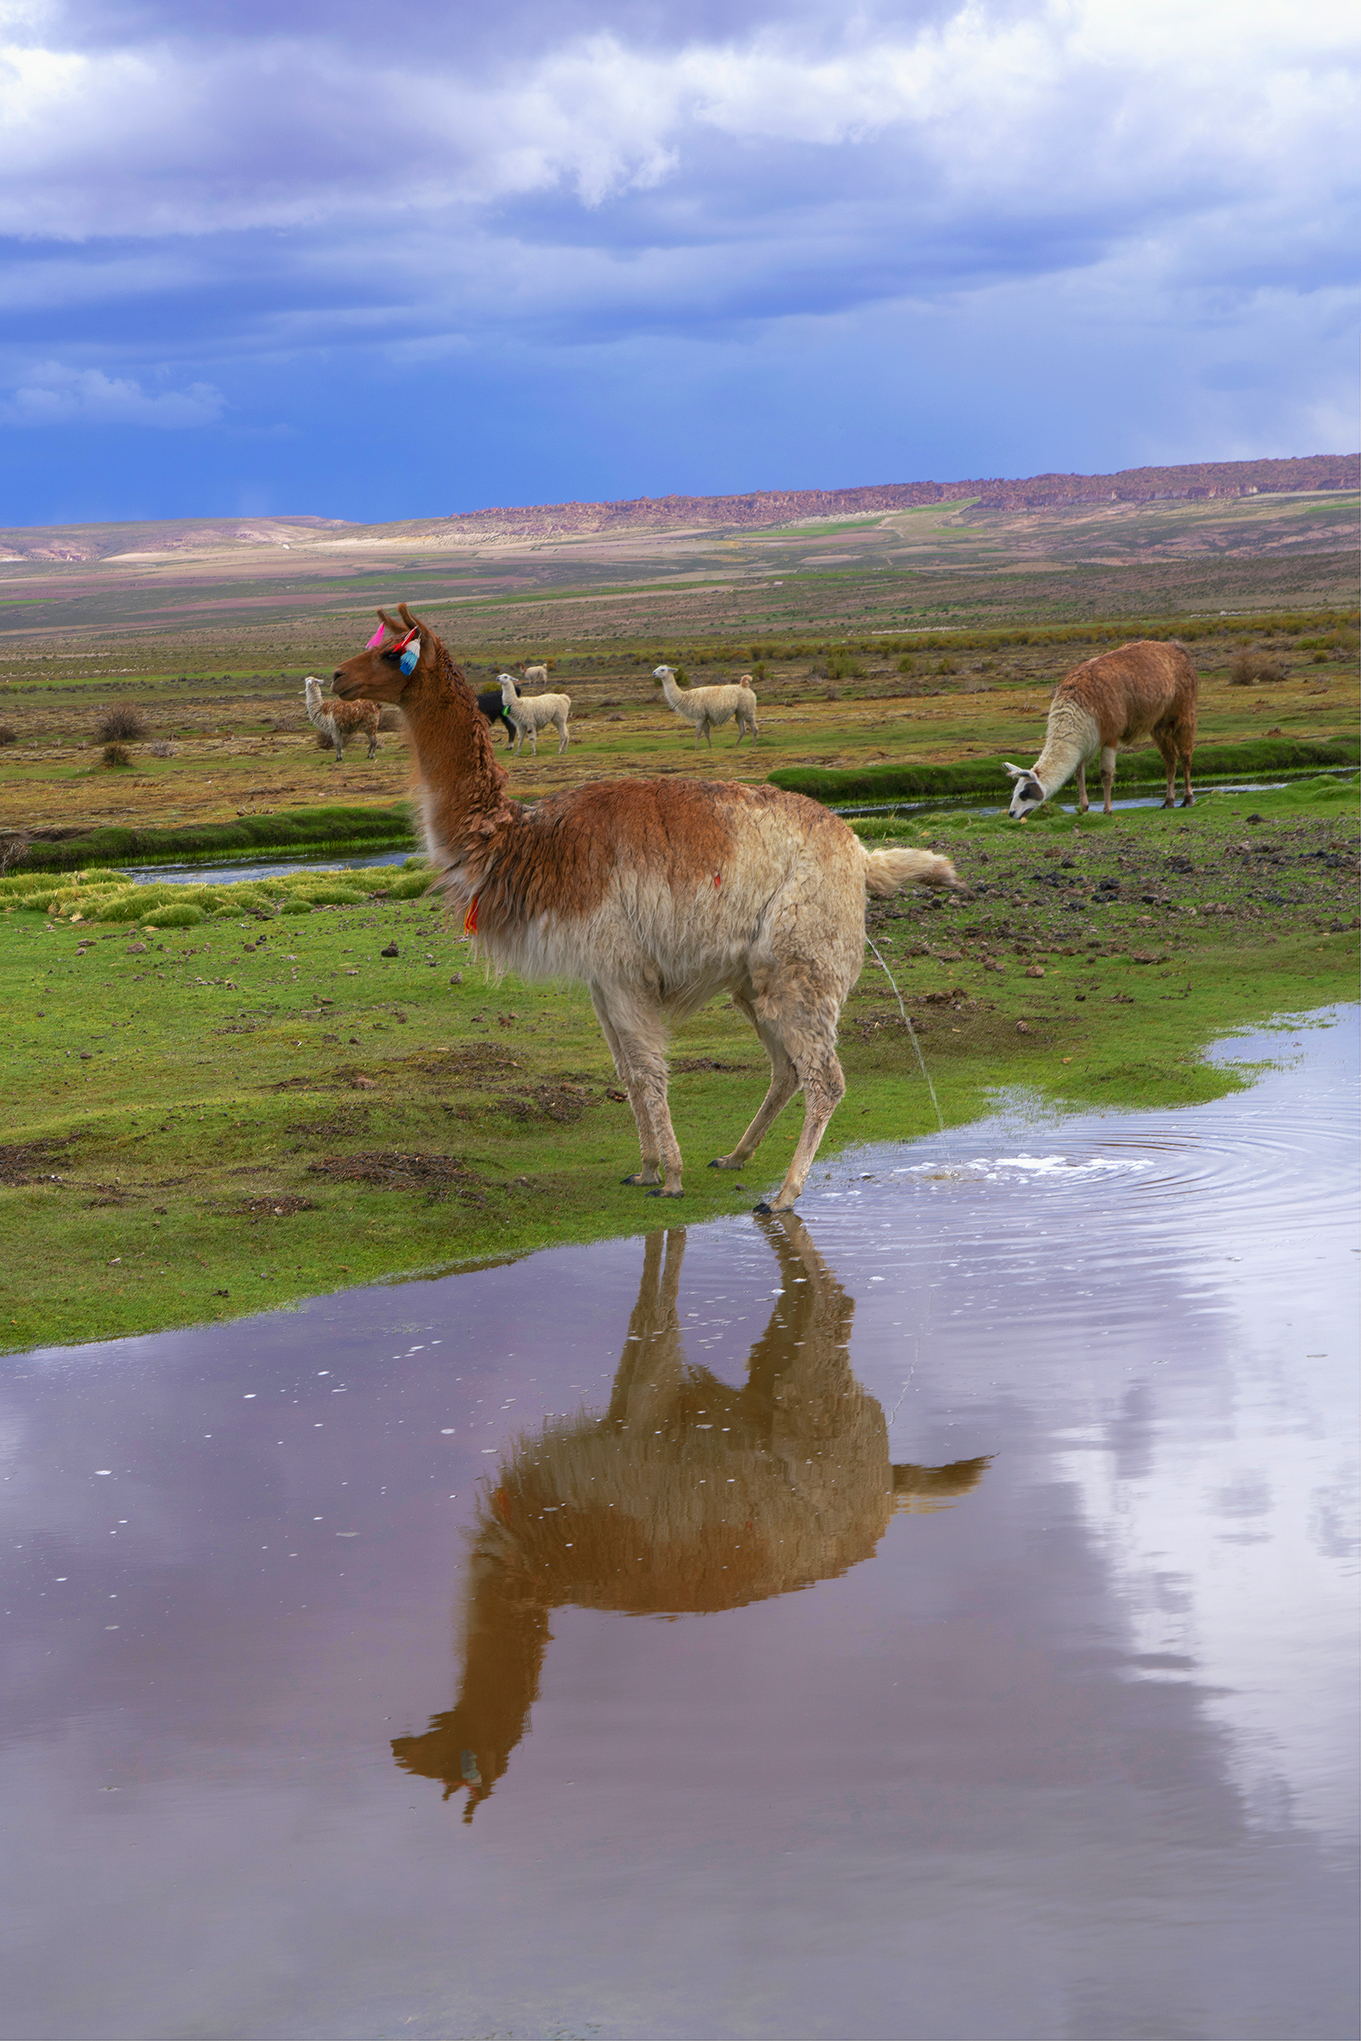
[521,662,549,688]
[499,673,572,757]
[303,676,380,762]
[655,664,759,748]
[476,683,518,745]
[331,606,959,1210]
[392,1214,990,1819]
[1005,640,1198,819]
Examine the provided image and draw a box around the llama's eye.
[381,649,401,664]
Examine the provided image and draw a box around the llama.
[477,683,518,745]
[498,673,572,757]
[392,1214,990,1819]
[521,663,549,688]
[303,676,380,762]
[1004,640,1198,819]
[331,605,960,1210]
[655,664,759,748]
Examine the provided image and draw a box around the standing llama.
[331,605,959,1210]
[477,682,518,745]
[655,664,759,748]
[303,676,380,762]
[521,662,549,688]
[1004,641,1198,819]
[392,1213,990,1819]
[499,673,571,757]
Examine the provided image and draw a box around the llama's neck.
[402,649,518,882]
[303,682,330,731]
[660,672,694,715]
[1030,701,1100,796]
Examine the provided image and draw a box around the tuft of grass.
[101,742,132,768]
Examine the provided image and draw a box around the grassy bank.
[1,774,1355,1354]
[769,736,1361,804]
[11,801,417,872]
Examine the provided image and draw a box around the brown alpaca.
[1004,640,1198,818]
[392,1213,990,1820]
[303,676,381,762]
[332,605,960,1211]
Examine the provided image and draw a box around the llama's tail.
[862,844,961,895]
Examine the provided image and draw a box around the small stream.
[1,1007,1356,2041]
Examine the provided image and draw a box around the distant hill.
[0,455,1354,560]
[443,454,1358,537]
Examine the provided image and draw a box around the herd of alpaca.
[302,676,380,762]
[331,606,959,1210]
[393,1215,989,1819]
[1005,639,1198,818]
[655,663,759,747]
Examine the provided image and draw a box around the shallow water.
[122,846,417,886]
[2,1010,1357,2041]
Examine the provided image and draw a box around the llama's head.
[1004,761,1045,821]
[332,605,432,703]
[497,674,519,702]
[652,665,676,688]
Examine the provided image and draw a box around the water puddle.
[2,1009,1356,2039]
[122,846,416,886]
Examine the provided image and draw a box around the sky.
[0,0,1357,525]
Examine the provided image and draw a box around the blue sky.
[1,0,1356,524]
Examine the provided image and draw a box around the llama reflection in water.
[393,1214,989,1819]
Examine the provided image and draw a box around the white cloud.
[0,363,224,427]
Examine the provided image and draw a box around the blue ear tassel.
[399,636,420,675]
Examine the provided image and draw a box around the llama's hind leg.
[709,993,800,1170]
[759,1040,846,1213]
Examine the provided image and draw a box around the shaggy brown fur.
[392,1214,990,1818]
[334,606,960,1209]
[1005,639,1198,817]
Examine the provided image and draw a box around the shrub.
[102,742,132,767]
[1229,650,1288,686]
[896,656,915,677]
[96,705,148,743]
[0,725,16,747]
[150,740,174,757]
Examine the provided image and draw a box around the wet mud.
[1,1010,1356,2040]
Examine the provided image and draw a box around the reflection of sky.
[1,0,1357,518]
[0,1011,1355,2040]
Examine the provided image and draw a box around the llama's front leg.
[1179,747,1195,807]
[709,994,800,1169]
[590,988,671,1190]
[557,722,569,755]
[1075,760,1088,812]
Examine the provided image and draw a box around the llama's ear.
[376,608,401,637]
[398,603,430,636]
[1002,762,1026,780]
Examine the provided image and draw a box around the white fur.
[498,673,571,757]
[654,665,759,748]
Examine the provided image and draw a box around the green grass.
[770,737,1361,804]
[1,776,1356,1354]
[14,801,418,871]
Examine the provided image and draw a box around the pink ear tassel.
[365,623,386,650]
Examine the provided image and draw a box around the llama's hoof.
[1180,795,1196,807]
[707,1156,741,1171]
[645,1187,683,1199]
[620,1173,660,1187]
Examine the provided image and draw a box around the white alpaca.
[303,676,380,762]
[333,607,961,1211]
[1004,640,1198,819]
[521,663,549,688]
[498,673,571,757]
[654,665,758,748]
